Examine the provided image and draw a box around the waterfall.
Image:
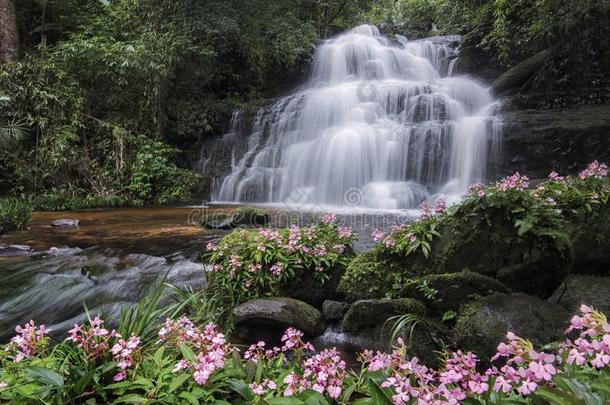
[214,25,501,210]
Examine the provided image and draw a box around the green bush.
[0,198,32,233]
[203,215,356,328]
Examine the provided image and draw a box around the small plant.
[0,198,32,232]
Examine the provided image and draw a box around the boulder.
[322,300,350,322]
[398,271,509,314]
[341,298,425,333]
[233,297,323,337]
[491,49,552,95]
[454,293,569,362]
[452,46,503,81]
[51,218,80,227]
[550,274,610,315]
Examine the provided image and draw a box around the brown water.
[0,206,232,257]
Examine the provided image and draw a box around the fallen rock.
[341,298,426,333]
[454,293,569,362]
[0,244,32,257]
[550,274,610,315]
[233,297,323,336]
[51,218,80,227]
[322,300,350,322]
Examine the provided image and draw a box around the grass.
[0,197,32,232]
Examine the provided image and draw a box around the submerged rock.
[550,274,610,315]
[454,293,569,362]
[0,244,33,257]
[341,298,425,333]
[322,300,350,322]
[233,297,323,336]
[51,218,80,227]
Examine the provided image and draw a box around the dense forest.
[0,0,608,208]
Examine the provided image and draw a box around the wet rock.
[492,49,552,96]
[341,298,426,333]
[51,218,80,227]
[0,244,32,256]
[452,46,503,82]
[454,293,569,362]
[397,271,509,314]
[550,274,610,315]
[499,104,610,179]
[233,297,323,336]
[322,300,350,322]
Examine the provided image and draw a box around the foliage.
[0,198,32,232]
[1,302,609,404]
[203,214,356,329]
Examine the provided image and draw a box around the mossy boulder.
[233,297,323,337]
[341,298,426,333]
[322,300,350,322]
[550,274,610,315]
[202,206,270,229]
[398,271,509,314]
[454,293,569,362]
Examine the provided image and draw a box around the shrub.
[0,198,32,232]
[203,214,356,327]
[32,194,131,211]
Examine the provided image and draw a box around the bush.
[203,214,356,327]
[0,198,32,233]
[340,162,610,300]
[32,194,131,211]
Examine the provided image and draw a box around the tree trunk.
[0,0,19,62]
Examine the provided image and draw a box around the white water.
[215,25,501,210]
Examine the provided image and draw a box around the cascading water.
[215,25,501,210]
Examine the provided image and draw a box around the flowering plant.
[203,215,356,326]
[1,306,610,404]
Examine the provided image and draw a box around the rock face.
[452,46,503,82]
[322,300,350,322]
[550,275,610,315]
[491,49,552,96]
[341,298,425,333]
[51,218,80,227]
[454,293,569,362]
[233,297,323,336]
[498,104,610,179]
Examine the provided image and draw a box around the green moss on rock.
[398,271,509,313]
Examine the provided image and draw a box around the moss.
[232,206,270,226]
[338,251,403,301]
[398,271,509,314]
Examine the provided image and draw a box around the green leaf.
[266,397,304,405]
[179,344,197,364]
[298,389,331,405]
[115,394,149,403]
[169,373,191,393]
[179,391,202,405]
[25,366,64,387]
[226,378,254,401]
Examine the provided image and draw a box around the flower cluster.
[111,336,141,381]
[579,160,608,179]
[561,305,610,368]
[498,172,529,191]
[67,317,119,360]
[160,318,230,386]
[419,198,447,220]
[468,182,486,197]
[5,321,48,363]
[548,171,565,182]
[250,378,277,396]
[284,348,346,398]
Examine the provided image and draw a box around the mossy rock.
[454,293,569,363]
[201,206,270,229]
[550,274,610,315]
[233,297,323,337]
[322,300,350,322]
[341,298,426,333]
[397,271,509,314]
[280,264,346,307]
[338,250,412,301]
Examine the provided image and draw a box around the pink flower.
[548,171,564,182]
[498,172,529,192]
[320,213,337,224]
[579,161,608,179]
[371,229,385,242]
